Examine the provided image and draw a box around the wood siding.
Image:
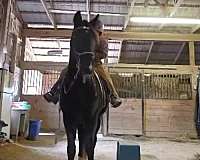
[109,99,197,138]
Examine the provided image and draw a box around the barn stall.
[1,0,200,160]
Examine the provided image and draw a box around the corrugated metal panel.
[120,40,190,64]
[91,4,127,14]
[53,3,86,11]
[122,41,151,52]
[93,0,127,3]
[173,7,200,18]
[132,7,163,17]
[98,15,124,26]
[55,14,86,25]
[21,13,50,24]
[17,1,45,12]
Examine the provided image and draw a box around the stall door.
[108,72,143,135]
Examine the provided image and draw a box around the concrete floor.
[0,135,200,160]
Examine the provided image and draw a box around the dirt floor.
[0,134,200,160]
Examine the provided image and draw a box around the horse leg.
[78,126,87,160]
[64,122,76,160]
[85,134,95,160]
[85,117,101,160]
[93,117,101,149]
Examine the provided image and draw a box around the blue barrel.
[28,119,42,140]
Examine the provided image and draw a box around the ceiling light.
[49,9,125,17]
[130,17,200,25]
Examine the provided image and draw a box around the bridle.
[64,26,99,94]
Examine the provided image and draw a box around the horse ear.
[73,11,82,28]
[90,14,99,25]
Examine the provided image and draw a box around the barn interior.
[1,0,200,160]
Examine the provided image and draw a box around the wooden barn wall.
[0,0,24,100]
[20,68,197,138]
[109,98,143,135]
[21,94,197,138]
[109,98,197,138]
[145,99,196,138]
[21,95,65,131]
[0,0,23,70]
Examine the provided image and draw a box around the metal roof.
[16,0,200,65]
[120,40,190,65]
[16,0,200,33]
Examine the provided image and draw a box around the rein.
[64,50,95,95]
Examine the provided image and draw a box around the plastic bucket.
[28,119,42,140]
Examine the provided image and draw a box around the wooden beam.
[3,0,12,47]
[49,0,57,28]
[158,0,184,30]
[153,0,161,5]
[191,25,200,33]
[188,41,198,101]
[18,36,26,96]
[40,0,56,28]
[144,0,150,7]
[23,28,200,41]
[9,34,17,73]
[124,0,136,30]
[21,61,199,73]
[189,41,195,66]
[168,0,183,17]
[107,63,199,75]
[15,4,24,25]
[145,41,154,64]
[24,28,72,38]
[118,41,123,62]
[173,42,186,64]
[20,61,67,72]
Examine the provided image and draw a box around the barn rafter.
[173,42,186,64]
[40,0,56,28]
[123,0,136,30]
[158,0,184,30]
[145,41,154,64]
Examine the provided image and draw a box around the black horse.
[60,11,109,160]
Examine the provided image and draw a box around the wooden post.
[3,0,12,51]
[189,42,197,99]
[18,37,26,97]
[9,33,17,73]
[141,70,145,135]
[189,41,198,137]
[189,41,195,66]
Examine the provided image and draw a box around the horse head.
[70,11,101,83]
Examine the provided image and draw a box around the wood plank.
[23,28,200,41]
[20,61,67,72]
[189,41,195,66]
[21,95,65,130]
[109,98,143,135]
